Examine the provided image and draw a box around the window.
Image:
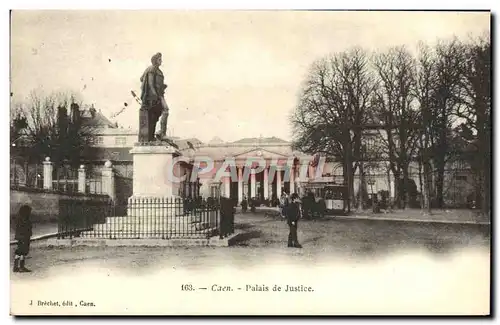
[92,136,104,145]
[454,175,468,181]
[115,136,127,145]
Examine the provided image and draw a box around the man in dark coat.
[286,193,302,248]
[13,205,33,273]
[140,52,169,141]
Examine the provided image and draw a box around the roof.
[81,110,115,128]
[208,136,224,144]
[174,138,204,150]
[232,136,289,144]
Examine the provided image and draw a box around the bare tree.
[372,46,420,209]
[455,36,491,215]
[11,90,95,168]
[413,42,438,213]
[291,48,375,210]
[430,38,465,208]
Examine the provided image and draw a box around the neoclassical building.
[83,107,356,203]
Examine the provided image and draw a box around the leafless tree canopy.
[10,89,96,167]
[291,35,491,214]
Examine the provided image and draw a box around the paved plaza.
[10,211,490,275]
[10,212,490,315]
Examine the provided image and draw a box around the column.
[78,165,86,193]
[224,176,231,198]
[308,164,315,181]
[289,165,295,194]
[42,157,53,190]
[183,176,189,198]
[102,160,116,202]
[238,167,243,203]
[263,167,269,199]
[276,169,282,197]
[250,170,256,199]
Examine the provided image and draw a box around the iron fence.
[87,168,104,195]
[56,197,235,240]
[57,197,112,239]
[10,158,43,189]
[53,166,79,194]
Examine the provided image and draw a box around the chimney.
[70,103,80,124]
[57,106,68,138]
[89,104,96,118]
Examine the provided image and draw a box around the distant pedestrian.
[13,205,33,273]
[279,190,289,219]
[286,193,302,248]
[241,195,248,213]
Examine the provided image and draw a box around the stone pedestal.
[128,144,183,218]
[130,144,181,197]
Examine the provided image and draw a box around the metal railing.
[56,197,235,240]
[10,159,43,189]
[57,197,112,239]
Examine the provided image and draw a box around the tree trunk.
[418,157,424,210]
[357,162,365,210]
[435,157,445,209]
[483,160,490,216]
[402,165,410,209]
[345,155,354,213]
[423,159,432,213]
[393,170,401,209]
[386,164,392,208]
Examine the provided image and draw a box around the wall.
[10,188,110,223]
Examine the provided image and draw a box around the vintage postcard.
[9,10,491,316]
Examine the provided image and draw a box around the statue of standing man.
[139,52,169,142]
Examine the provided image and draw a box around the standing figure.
[13,205,33,273]
[286,193,302,248]
[241,195,248,213]
[140,52,169,141]
[279,190,289,219]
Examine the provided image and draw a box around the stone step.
[104,215,215,224]
[79,227,217,239]
[86,221,212,232]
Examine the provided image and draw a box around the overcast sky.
[10,11,489,142]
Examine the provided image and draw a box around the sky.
[10,11,490,143]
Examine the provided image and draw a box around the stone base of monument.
[130,144,182,198]
[43,232,243,247]
[77,216,217,240]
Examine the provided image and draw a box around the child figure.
[13,205,33,273]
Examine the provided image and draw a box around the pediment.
[232,147,289,160]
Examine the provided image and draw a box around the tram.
[299,182,349,216]
[322,184,349,214]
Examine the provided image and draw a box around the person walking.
[286,193,302,248]
[13,205,33,273]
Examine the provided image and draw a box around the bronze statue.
[138,52,170,142]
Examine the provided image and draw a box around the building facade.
[84,107,474,207]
